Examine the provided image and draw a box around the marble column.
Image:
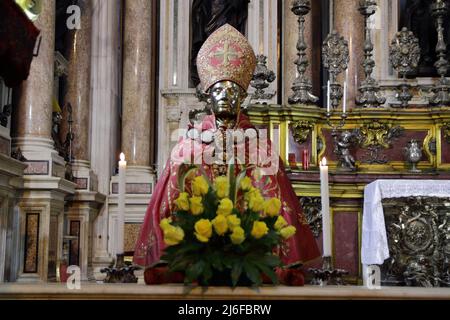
[90,0,122,277]
[11,1,76,282]
[62,0,104,281]
[107,0,155,259]
[62,0,97,190]
[121,0,153,171]
[283,0,321,105]
[13,0,55,156]
[334,0,365,111]
[62,0,92,165]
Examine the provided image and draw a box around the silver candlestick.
[101,253,140,283]
[323,30,349,110]
[250,54,276,103]
[389,28,421,108]
[288,0,318,105]
[356,0,386,108]
[309,256,348,286]
[430,0,450,107]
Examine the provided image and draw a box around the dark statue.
[190,0,250,87]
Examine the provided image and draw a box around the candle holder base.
[308,256,348,286]
[101,254,141,283]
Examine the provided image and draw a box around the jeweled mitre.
[196,24,256,92]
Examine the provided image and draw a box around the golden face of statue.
[209,80,244,121]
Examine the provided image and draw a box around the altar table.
[361,179,450,265]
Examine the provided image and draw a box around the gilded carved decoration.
[291,120,314,145]
[354,122,404,164]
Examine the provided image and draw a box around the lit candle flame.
[120,152,125,162]
[321,157,327,166]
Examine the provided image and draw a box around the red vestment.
[133,113,320,267]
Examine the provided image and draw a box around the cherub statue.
[332,130,356,171]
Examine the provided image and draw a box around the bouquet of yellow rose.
[159,165,296,287]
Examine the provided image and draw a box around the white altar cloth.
[361,179,450,265]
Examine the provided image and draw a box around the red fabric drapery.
[0,0,40,87]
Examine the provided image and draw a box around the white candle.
[319,157,332,257]
[117,152,126,254]
[326,80,331,113]
[343,69,348,114]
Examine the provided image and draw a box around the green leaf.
[222,255,235,269]
[185,260,206,282]
[231,260,243,287]
[243,261,262,286]
[202,263,213,284]
[209,253,223,271]
[261,254,282,268]
[258,264,279,285]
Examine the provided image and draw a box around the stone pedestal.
[15,177,75,282]
[0,126,11,157]
[65,191,105,281]
[0,154,27,283]
[108,172,153,257]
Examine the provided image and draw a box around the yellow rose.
[159,217,173,231]
[216,198,233,216]
[226,214,241,231]
[230,226,245,245]
[263,198,281,217]
[248,190,265,212]
[280,225,296,240]
[175,192,190,211]
[239,176,252,191]
[251,221,269,239]
[274,216,288,231]
[189,196,204,216]
[244,187,258,201]
[194,219,212,243]
[214,176,229,199]
[192,175,209,196]
[163,225,184,246]
[212,215,228,236]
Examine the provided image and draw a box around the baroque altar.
[245,104,450,285]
